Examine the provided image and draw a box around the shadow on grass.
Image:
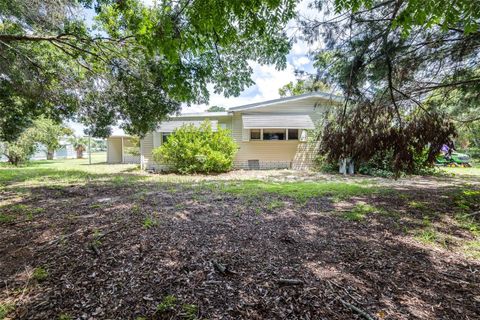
[201,179,380,204]
[0,166,146,186]
[78,162,113,166]
[1,179,478,319]
[0,160,62,168]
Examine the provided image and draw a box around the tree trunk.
[76,149,84,159]
[7,155,20,166]
[47,150,54,160]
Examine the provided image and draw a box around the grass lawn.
[442,163,480,177]
[1,159,479,319]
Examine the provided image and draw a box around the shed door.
[107,138,122,163]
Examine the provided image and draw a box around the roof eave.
[228,92,343,112]
[172,111,230,118]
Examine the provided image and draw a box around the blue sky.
[71,0,318,135]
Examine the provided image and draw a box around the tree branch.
[412,78,480,92]
[0,34,73,42]
[0,40,43,70]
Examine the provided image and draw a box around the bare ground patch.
[1,177,479,319]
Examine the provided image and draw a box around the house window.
[263,129,285,140]
[161,133,171,143]
[288,129,299,140]
[250,129,261,140]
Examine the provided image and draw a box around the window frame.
[287,129,299,140]
[161,132,171,144]
[249,128,304,141]
[262,128,286,141]
[250,129,262,140]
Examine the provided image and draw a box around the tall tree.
[0,118,72,163]
[0,0,110,141]
[206,105,226,112]
[278,78,330,97]
[1,0,297,140]
[68,136,89,159]
[0,128,38,166]
[32,118,72,160]
[301,0,479,173]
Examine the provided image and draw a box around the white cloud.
[292,56,310,68]
[252,62,297,99]
[291,40,310,56]
[66,120,86,136]
[184,60,298,112]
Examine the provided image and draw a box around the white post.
[121,137,125,164]
[348,159,355,174]
[88,135,92,165]
[140,139,144,170]
[339,158,347,174]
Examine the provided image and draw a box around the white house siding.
[229,101,329,170]
[107,138,122,163]
[168,116,232,131]
[231,113,244,142]
[141,133,154,169]
[144,116,233,170]
[242,114,315,129]
[234,141,300,169]
[133,95,339,171]
[236,98,330,127]
[292,141,321,170]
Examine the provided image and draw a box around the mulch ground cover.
[1,180,479,319]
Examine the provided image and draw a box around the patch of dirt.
[153,168,480,187]
[1,180,479,319]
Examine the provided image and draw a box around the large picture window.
[263,129,286,140]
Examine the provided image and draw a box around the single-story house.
[106,92,342,170]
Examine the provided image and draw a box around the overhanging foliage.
[301,0,479,174]
[0,0,296,140]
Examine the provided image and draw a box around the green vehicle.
[435,151,472,167]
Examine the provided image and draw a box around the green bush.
[458,147,480,161]
[315,147,438,178]
[357,148,436,178]
[152,121,237,174]
[314,155,338,173]
[0,130,37,166]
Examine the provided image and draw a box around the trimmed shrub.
[152,121,237,174]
